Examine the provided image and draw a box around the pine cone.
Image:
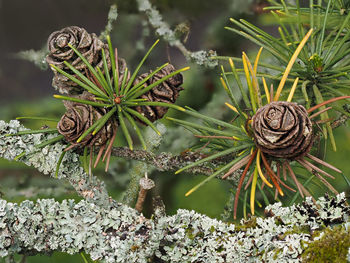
[252,101,313,159]
[133,64,183,122]
[46,26,110,94]
[57,92,115,148]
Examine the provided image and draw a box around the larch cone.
[252,101,313,159]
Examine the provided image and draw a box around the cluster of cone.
[46,26,183,150]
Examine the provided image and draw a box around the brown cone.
[57,92,115,148]
[252,101,313,159]
[46,26,111,94]
[133,64,183,123]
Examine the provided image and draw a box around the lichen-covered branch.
[136,0,218,68]
[15,46,48,70]
[99,4,118,40]
[110,146,215,175]
[331,110,350,129]
[0,120,240,185]
[0,120,112,209]
[0,193,349,262]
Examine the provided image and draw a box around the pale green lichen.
[0,194,349,262]
[15,46,48,70]
[99,4,118,40]
[0,120,111,208]
[188,50,218,68]
[0,198,153,261]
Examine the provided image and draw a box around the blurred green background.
[0,0,349,262]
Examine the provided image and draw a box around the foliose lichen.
[0,120,111,208]
[0,194,348,262]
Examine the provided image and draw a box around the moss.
[273,248,281,260]
[210,226,215,233]
[216,246,224,253]
[185,226,204,240]
[274,216,284,226]
[281,225,310,240]
[185,227,195,240]
[302,226,350,263]
[234,217,257,231]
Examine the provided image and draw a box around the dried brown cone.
[46,26,111,94]
[133,64,183,123]
[252,101,313,159]
[57,92,115,148]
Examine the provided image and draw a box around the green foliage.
[51,38,188,150]
[220,0,350,105]
[12,35,189,175]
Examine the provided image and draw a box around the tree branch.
[1,120,241,188]
[331,112,349,129]
[136,0,218,68]
[0,193,349,262]
[0,120,112,209]
[99,4,118,40]
[110,146,215,175]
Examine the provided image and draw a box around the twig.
[135,174,155,212]
[99,4,118,40]
[110,146,215,175]
[331,113,349,129]
[136,0,218,68]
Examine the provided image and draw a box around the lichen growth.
[0,120,111,208]
[99,4,118,40]
[0,188,349,262]
[188,50,218,68]
[15,47,48,70]
[302,226,350,263]
[234,217,257,231]
[0,198,153,262]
